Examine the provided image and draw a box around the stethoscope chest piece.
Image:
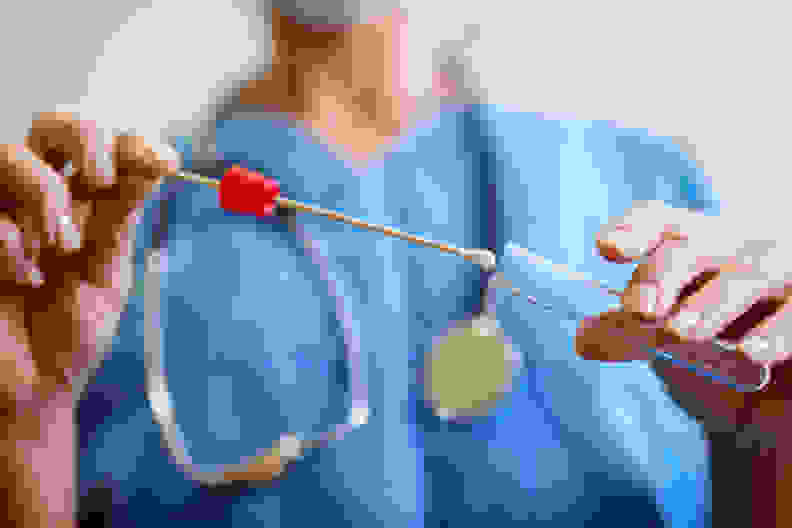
[424,272,522,421]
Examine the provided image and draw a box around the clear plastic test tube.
[499,242,771,393]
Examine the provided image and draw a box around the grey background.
[2,0,790,218]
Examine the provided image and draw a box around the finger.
[113,132,180,208]
[575,309,659,361]
[667,272,786,342]
[620,239,708,319]
[78,133,178,287]
[596,200,695,263]
[0,215,44,287]
[25,111,115,189]
[621,256,661,316]
[0,143,78,253]
[648,238,738,318]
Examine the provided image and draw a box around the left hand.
[576,200,792,442]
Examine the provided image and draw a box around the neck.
[239,9,414,161]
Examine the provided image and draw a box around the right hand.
[0,112,180,423]
[576,201,792,443]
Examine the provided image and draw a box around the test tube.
[501,242,771,392]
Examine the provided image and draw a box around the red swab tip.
[219,165,280,217]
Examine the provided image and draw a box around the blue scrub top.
[77,103,720,527]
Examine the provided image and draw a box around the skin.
[0,115,177,526]
[238,7,414,161]
[577,200,792,526]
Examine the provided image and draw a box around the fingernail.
[669,310,700,337]
[602,229,646,259]
[639,284,657,315]
[57,214,81,251]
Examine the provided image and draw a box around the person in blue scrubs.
[55,3,792,528]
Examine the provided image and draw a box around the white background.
[2,0,789,219]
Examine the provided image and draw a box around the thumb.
[575,309,660,362]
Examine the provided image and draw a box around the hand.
[0,112,179,424]
[575,200,792,442]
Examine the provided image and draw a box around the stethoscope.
[142,163,526,484]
